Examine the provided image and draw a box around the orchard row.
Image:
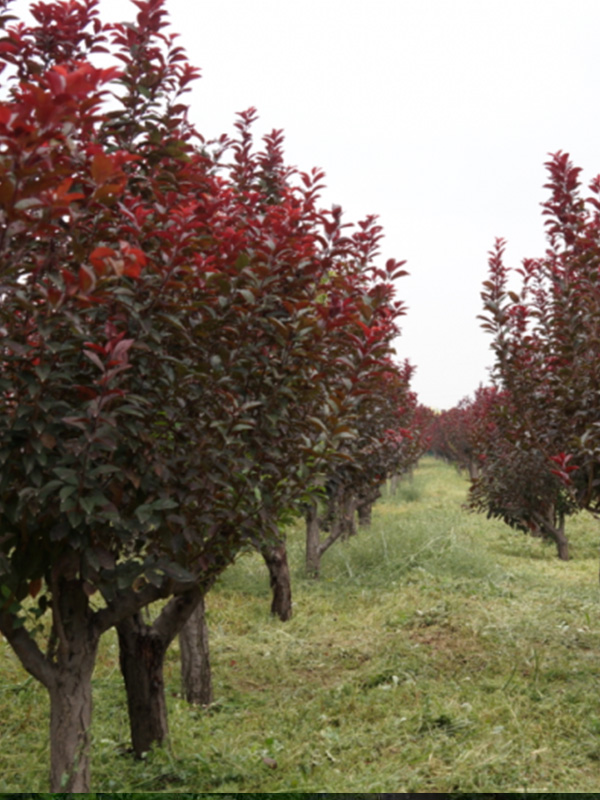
[1,0,597,792]
[0,0,430,790]
[428,151,600,562]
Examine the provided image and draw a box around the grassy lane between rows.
[2,457,600,792]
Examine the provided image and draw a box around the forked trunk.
[116,587,205,752]
[260,541,292,620]
[179,594,213,705]
[534,509,570,561]
[117,613,169,757]
[550,522,569,561]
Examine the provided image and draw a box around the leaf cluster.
[0,0,412,642]
[470,152,600,542]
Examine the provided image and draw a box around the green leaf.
[151,498,179,511]
[134,504,155,523]
[53,468,79,485]
[59,485,77,503]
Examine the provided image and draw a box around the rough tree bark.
[0,578,100,791]
[47,580,99,792]
[116,585,204,757]
[0,570,180,790]
[260,541,292,620]
[179,593,213,705]
[305,499,322,577]
[117,612,170,756]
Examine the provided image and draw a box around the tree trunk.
[534,509,570,561]
[357,486,381,528]
[305,499,321,577]
[48,653,96,792]
[179,593,213,705]
[260,541,292,620]
[116,586,205,755]
[340,490,357,539]
[47,580,99,792]
[549,520,569,561]
[117,612,169,757]
[468,459,481,481]
[357,501,373,527]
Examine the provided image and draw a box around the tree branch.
[0,612,55,689]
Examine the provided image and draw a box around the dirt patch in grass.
[407,624,490,671]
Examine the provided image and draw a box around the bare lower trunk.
[468,459,481,481]
[357,501,373,527]
[305,499,321,577]
[357,486,381,528]
[306,488,356,578]
[260,541,292,620]
[117,612,169,757]
[179,594,213,705]
[340,491,357,539]
[533,509,570,561]
[48,655,96,791]
[116,586,205,754]
[549,521,569,561]
[47,580,99,791]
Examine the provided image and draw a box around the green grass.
[2,457,600,792]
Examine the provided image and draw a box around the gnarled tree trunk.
[116,586,204,757]
[260,541,292,620]
[117,612,170,756]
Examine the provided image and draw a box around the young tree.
[426,386,496,480]
[305,361,426,577]
[472,152,600,558]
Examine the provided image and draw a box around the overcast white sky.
[13,0,600,409]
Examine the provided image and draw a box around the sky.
[12,0,600,409]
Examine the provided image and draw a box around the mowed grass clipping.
[2,457,600,792]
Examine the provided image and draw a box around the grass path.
[2,457,600,792]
